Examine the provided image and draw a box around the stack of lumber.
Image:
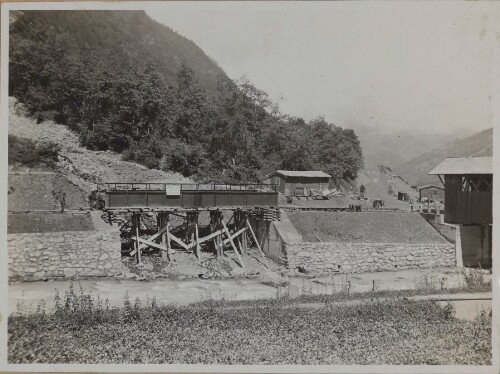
[249,208,280,221]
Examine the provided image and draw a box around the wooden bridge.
[97,182,279,211]
[97,183,279,268]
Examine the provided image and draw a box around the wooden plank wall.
[420,188,445,201]
[444,175,492,224]
[281,177,330,196]
[105,190,278,209]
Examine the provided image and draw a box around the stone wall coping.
[286,241,453,246]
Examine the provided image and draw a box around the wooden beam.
[133,236,167,252]
[246,218,268,268]
[138,226,169,251]
[236,237,244,256]
[168,232,194,250]
[241,228,248,255]
[119,215,133,230]
[215,212,223,257]
[166,227,172,260]
[437,174,445,187]
[158,213,169,260]
[222,220,244,267]
[135,213,141,264]
[197,229,225,245]
[221,227,247,245]
[195,223,201,260]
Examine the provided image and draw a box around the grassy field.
[8,287,491,365]
[288,211,449,243]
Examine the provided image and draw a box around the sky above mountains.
[146,1,498,138]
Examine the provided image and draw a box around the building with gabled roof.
[429,156,492,176]
[429,156,492,267]
[263,170,331,197]
[419,184,444,202]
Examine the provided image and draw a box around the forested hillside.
[9,10,363,184]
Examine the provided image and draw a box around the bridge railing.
[97,182,279,193]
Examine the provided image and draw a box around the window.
[461,176,492,192]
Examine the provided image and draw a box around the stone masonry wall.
[8,230,122,281]
[285,242,455,274]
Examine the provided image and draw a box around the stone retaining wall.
[285,242,455,274]
[8,230,122,281]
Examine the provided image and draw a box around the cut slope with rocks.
[8,172,89,211]
[9,97,192,197]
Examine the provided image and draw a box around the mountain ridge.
[393,128,493,186]
[9,10,364,184]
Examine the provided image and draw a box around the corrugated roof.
[429,157,493,175]
[268,170,331,178]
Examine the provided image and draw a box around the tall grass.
[462,265,486,288]
[9,285,492,365]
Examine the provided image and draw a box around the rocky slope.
[8,97,192,210]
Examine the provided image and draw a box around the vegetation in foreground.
[8,284,491,365]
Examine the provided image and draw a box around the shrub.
[122,139,162,169]
[463,266,486,288]
[8,135,60,167]
[161,140,207,177]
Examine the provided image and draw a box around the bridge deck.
[98,183,279,210]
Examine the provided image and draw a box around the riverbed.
[9,266,491,320]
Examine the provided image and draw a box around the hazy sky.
[146,2,499,136]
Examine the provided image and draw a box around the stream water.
[9,267,492,321]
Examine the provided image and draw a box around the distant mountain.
[352,123,470,172]
[9,10,227,98]
[393,128,492,186]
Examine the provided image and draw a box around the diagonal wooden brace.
[246,218,268,268]
[222,220,244,267]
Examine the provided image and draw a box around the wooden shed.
[263,170,331,197]
[429,157,492,267]
[429,157,492,225]
[419,184,445,202]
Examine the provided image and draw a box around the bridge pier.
[209,210,224,257]
[185,212,201,260]
[157,212,171,261]
[133,212,141,264]
[233,209,248,255]
[114,206,279,267]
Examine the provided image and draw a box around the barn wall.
[420,188,445,201]
[444,175,492,224]
[8,230,122,281]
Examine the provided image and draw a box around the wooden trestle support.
[124,208,277,268]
